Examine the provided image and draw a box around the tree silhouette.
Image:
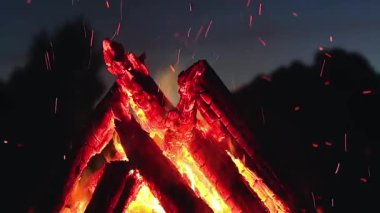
[0,20,105,212]
[233,49,377,212]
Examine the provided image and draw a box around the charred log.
[85,161,133,213]
[115,118,213,213]
[189,130,266,213]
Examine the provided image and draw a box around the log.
[189,130,266,213]
[115,118,213,213]
[85,161,134,213]
[180,60,293,210]
[55,84,122,212]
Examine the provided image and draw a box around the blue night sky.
[1,0,379,90]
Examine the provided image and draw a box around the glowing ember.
[57,39,292,213]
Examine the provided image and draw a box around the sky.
[1,0,380,90]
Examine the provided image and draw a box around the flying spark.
[334,162,340,174]
[54,97,58,114]
[259,3,263,16]
[329,35,333,42]
[249,15,254,28]
[90,29,94,47]
[311,192,316,209]
[246,0,251,8]
[194,25,204,42]
[169,64,176,72]
[344,133,347,152]
[362,90,372,95]
[205,20,213,38]
[320,59,326,77]
[176,48,181,65]
[187,27,192,38]
[106,0,110,8]
[258,37,267,46]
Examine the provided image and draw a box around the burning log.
[85,161,133,213]
[189,130,266,213]
[115,117,213,213]
[180,60,293,211]
[56,85,130,212]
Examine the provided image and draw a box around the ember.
[56,39,292,212]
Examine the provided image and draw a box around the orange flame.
[227,152,290,213]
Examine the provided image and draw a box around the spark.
[362,90,372,95]
[311,192,316,209]
[50,42,55,61]
[4,140,8,144]
[246,0,251,8]
[45,51,51,71]
[329,35,333,42]
[63,154,66,160]
[334,162,340,174]
[261,107,266,125]
[258,37,267,46]
[205,20,213,38]
[260,75,272,82]
[90,29,94,47]
[249,15,254,28]
[106,0,110,8]
[169,64,176,72]
[194,25,204,42]
[331,198,335,207]
[292,12,298,17]
[312,143,319,148]
[294,105,301,111]
[324,52,332,58]
[320,59,326,77]
[54,97,58,114]
[187,27,192,38]
[319,46,324,51]
[111,22,121,40]
[360,177,368,183]
[344,133,347,152]
[324,141,332,146]
[83,22,87,38]
[258,3,263,16]
[189,2,192,12]
[26,0,32,4]
[176,48,181,65]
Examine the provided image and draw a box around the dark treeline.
[0,20,377,212]
[0,20,105,212]
[234,49,377,212]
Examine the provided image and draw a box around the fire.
[127,98,231,212]
[62,165,105,213]
[57,40,292,213]
[228,152,290,213]
[125,173,165,213]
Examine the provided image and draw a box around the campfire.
[56,39,291,213]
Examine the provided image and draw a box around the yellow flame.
[122,86,231,212]
[124,182,166,213]
[173,147,231,212]
[227,152,290,213]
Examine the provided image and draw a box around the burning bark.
[85,161,133,213]
[115,117,213,213]
[54,39,292,212]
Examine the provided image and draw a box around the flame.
[62,165,105,213]
[124,181,166,213]
[126,93,231,212]
[227,152,290,213]
[173,147,231,212]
